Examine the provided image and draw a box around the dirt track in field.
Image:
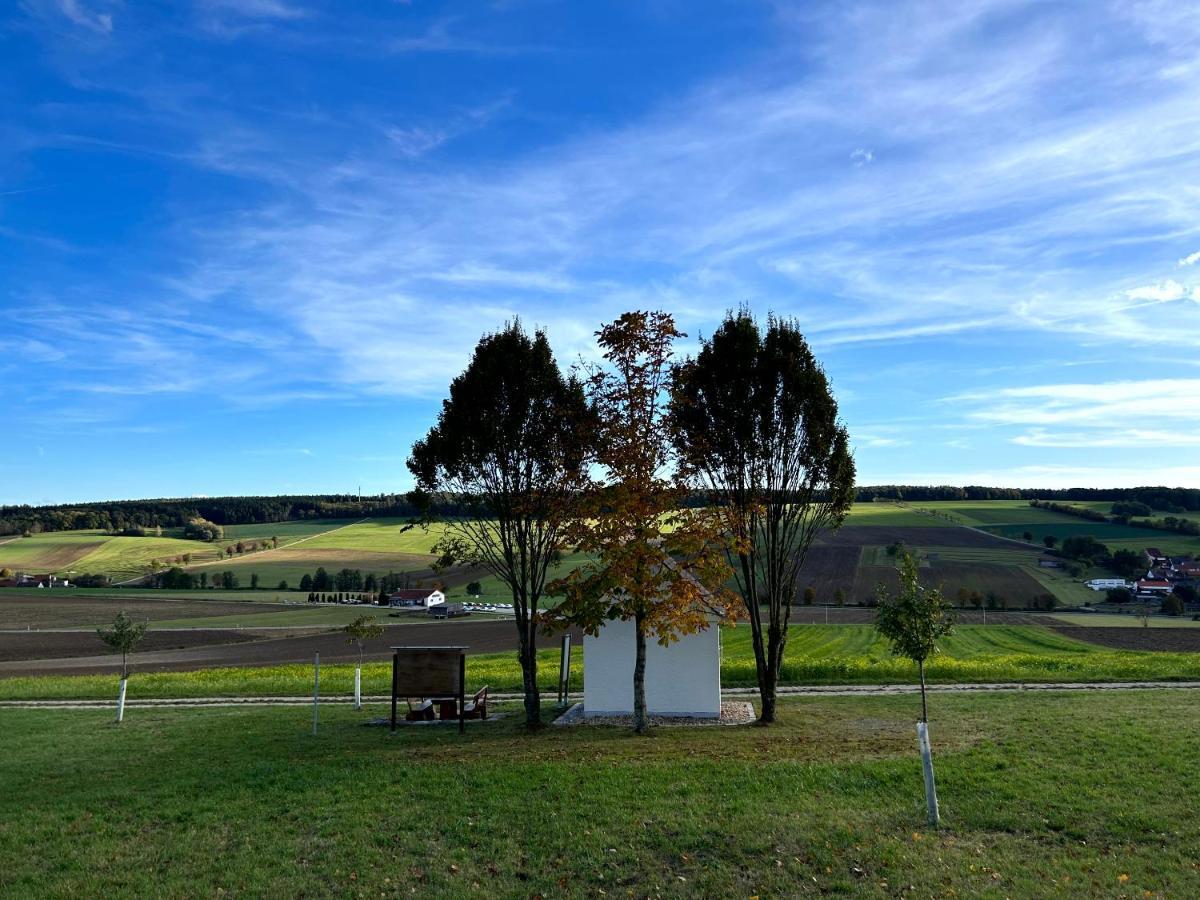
[0,619,583,677]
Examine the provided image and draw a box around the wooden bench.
[405,698,435,721]
[463,686,488,720]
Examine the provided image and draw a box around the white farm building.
[387,589,446,608]
[583,617,722,719]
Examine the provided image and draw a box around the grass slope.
[2,691,1198,897]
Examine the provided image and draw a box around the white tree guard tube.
[312,652,320,736]
[917,721,940,827]
[354,666,362,711]
[115,678,127,724]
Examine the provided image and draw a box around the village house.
[1134,579,1172,597]
[387,588,445,609]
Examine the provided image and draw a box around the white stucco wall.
[583,618,721,717]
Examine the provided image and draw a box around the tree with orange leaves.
[547,311,735,734]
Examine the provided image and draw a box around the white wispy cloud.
[1179,250,1200,267]
[384,126,450,158]
[57,0,112,33]
[951,378,1200,427]
[1125,279,1191,302]
[1012,428,1200,448]
[877,464,1200,490]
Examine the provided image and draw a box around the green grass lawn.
[2,690,1198,897]
[5,625,1199,701]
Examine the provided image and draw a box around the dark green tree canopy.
[408,322,590,518]
[671,310,854,515]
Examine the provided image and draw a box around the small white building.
[387,589,446,608]
[583,617,722,718]
[1086,578,1129,591]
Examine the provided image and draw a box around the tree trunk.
[633,614,648,734]
[759,622,782,723]
[748,613,771,724]
[517,615,541,728]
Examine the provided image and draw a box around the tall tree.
[671,311,855,723]
[548,311,734,734]
[408,321,591,727]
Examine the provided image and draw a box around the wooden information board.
[389,646,468,734]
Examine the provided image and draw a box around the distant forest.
[4,485,1199,536]
[0,494,447,536]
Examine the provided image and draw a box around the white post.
[115,677,128,724]
[312,652,320,736]
[917,721,940,827]
[354,666,362,711]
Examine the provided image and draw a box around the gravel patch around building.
[552,700,755,727]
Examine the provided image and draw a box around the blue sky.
[3,0,1200,505]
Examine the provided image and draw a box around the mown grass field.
[2,690,1198,897]
[5,624,1199,701]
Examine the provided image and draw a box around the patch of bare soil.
[0,594,300,629]
[1049,626,1200,653]
[0,619,583,676]
[0,629,259,663]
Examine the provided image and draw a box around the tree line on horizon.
[7,486,1200,539]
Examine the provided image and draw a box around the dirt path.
[5,681,1199,709]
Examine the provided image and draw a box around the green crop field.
[844,503,938,526]
[5,624,1199,702]
[3,690,1199,897]
[297,518,435,552]
[196,549,438,588]
[219,519,355,541]
[910,500,1083,527]
[1107,535,1200,556]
